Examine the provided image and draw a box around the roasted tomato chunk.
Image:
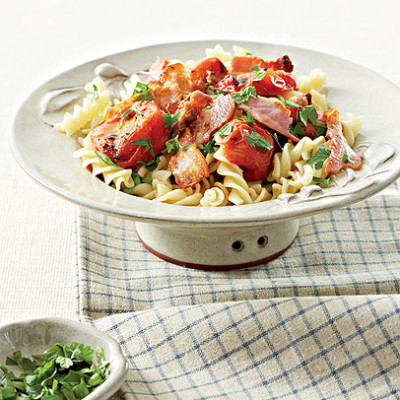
[251,70,297,96]
[221,120,275,180]
[215,75,247,94]
[231,55,294,74]
[189,57,227,91]
[169,144,209,188]
[91,98,168,169]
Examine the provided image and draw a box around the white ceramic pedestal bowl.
[10,40,400,269]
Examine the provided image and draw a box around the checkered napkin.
[76,181,400,400]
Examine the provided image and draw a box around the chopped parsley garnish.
[299,105,318,126]
[131,172,142,186]
[137,156,160,171]
[92,84,99,102]
[204,105,211,109]
[307,148,313,158]
[342,152,349,163]
[197,140,216,156]
[245,51,253,56]
[162,135,180,155]
[282,99,302,108]
[252,69,267,82]
[130,138,155,157]
[230,86,258,104]
[0,343,110,400]
[94,151,118,167]
[219,62,227,74]
[313,176,330,187]
[271,132,283,150]
[250,66,260,72]
[215,123,232,136]
[215,90,227,96]
[305,145,331,169]
[183,145,191,150]
[132,82,153,102]
[243,112,255,124]
[244,129,273,150]
[122,107,143,119]
[162,111,181,134]
[289,122,305,138]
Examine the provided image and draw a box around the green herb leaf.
[244,129,273,150]
[130,138,155,157]
[204,105,211,109]
[305,145,331,170]
[142,176,153,184]
[313,176,330,187]
[197,140,216,156]
[289,122,305,138]
[214,90,227,96]
[132,82,153,102]
[299,105,318,126]
[250,66,260,72]
[162,135,180,155]
[271,132,283,150]
[342,152,349,163]
[92,84,99,102]
[162,111,181,134]
[252,69,267,82]
[230,86,257,104]
[245,51,253,56]
[307,148,313,158]
[214,123,232,137]
[282,99,302,108]
[131,172,141,186]
[244,112,254,124]
[137,156,160,172]
[94,151,118,167]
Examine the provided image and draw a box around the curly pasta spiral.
[213,147,253,205]
[298,69,327,94]
[73,134,134,190]
[268,136,326,183]
[55,77,111,136]
[342,112,363,147]
[200,182,229,207]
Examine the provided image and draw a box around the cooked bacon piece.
[148,57,169,81]
[239,96,298,142]
[191,94,236,144]
[91,99,168,169]
[169,144,209,188]
[172,91,212,136]
[215,75,248,94]
[221,120,275,180]
[231,55,294,74]
[324,108,362,174]
[251,70,297,96]
[148,63,192,113]
[189,57,227,91]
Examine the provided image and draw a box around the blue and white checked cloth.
[76,181,400,400]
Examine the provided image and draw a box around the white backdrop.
[1,0,399,324]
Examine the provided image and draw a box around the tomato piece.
[103,94,140,120]
[215,75,247,94]
[221,120,275,180]
[231,55,294,74]
[91,98,168,169]
[169,144,209,188]
[189,57,227,91]
[251,70,297,96]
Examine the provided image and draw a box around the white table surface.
[1,0,399,326]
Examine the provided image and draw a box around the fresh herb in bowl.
[0,342,110,400]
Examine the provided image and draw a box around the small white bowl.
[0,318,128,400]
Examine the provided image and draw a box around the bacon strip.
[168,144,209,188]
[190,94,236,144]
[325,108,362,174]
[239,96,298,142]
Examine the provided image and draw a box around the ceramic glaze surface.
[10,41,400,227]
